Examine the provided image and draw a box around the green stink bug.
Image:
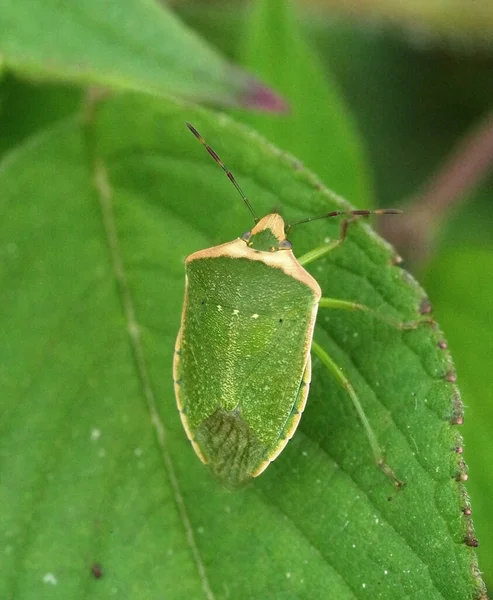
[174,124,402,488]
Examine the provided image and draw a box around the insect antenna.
[287,208,402,231]
[186,123,259,224]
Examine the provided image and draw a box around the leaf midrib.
[86,114,215,599]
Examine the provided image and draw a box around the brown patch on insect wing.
[187,236,322,301]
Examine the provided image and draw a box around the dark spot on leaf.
[455,446,463,454]
[463,507,472,516]
[464,535,479,548]
[91,563,103,579]
[438,340,448,349]
[419,297,433,315]
[445,370,457,383]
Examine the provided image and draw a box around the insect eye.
[241,231,252,243]
[278,239,292,250]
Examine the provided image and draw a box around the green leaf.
[0,95,484,599]
[0,0,284,110]
[0,76,82,158]
[422,248,493,592]
[238,0,371,207]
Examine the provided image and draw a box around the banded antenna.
[186,123,259,224]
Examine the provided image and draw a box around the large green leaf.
[238,0,371,207]
[0,76,82,158]
[0,95,484,598]
[0,0,284,110]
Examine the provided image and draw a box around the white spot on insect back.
[251,313,259,319]
[43,573,57,585]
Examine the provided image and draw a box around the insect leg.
[318,297,431,331]
[297,218,352,267]
[311,339,403,489]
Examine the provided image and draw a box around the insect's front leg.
[297,218,353,267]
[318,297,434,331]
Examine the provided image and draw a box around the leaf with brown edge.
[0,94,485,599]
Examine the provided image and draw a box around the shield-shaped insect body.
[174,123,402,489]
[174,213,321,488]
